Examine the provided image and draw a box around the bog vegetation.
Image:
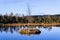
[0,13,60,24]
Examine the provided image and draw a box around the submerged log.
[19,29,41,34]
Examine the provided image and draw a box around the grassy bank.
[0,23,60,27]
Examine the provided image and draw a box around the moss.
[19,29,41,34]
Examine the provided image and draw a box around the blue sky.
[0,0,60,15]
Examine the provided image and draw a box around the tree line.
[0,13,60,24]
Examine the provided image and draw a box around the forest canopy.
[0,13,60,24]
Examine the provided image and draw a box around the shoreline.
[0,23,60,27]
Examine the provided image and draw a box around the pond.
[0,26,60,40]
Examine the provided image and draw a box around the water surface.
[0,26,60,40]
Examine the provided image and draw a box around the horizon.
[0,0,60,15]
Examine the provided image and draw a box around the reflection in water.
[0,26,19,33]
[0,26,52,34]
[0,26,60,40]
[43,26,52,31]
